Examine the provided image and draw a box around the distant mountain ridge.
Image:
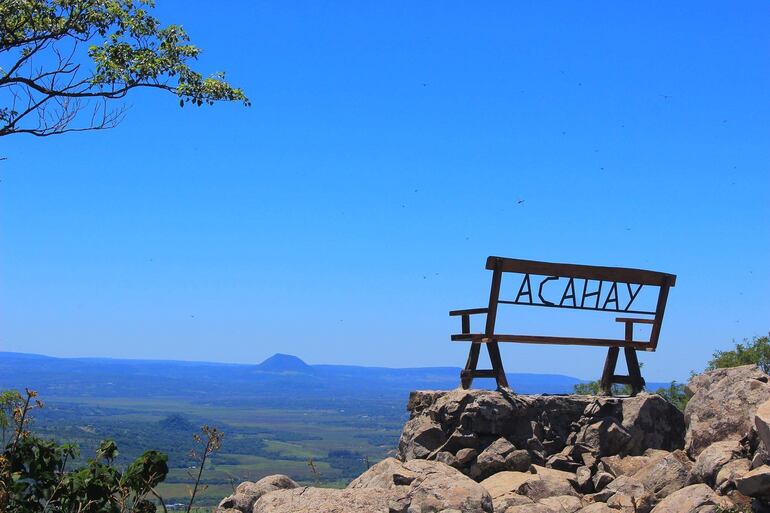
[0,351,672,401]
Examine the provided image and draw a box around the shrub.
[0,389,221,513]
[707,334,770,374]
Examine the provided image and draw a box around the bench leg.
[461,344,481,389]
[600,347,619,396]
[487,341,510,390]
[624,348,645,396]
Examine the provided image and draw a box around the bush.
[707,334,770,374]
[0,389,221,513]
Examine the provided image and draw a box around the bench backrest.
[484,256,677,350]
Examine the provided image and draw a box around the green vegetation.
[707,334,770,374]
[16,392,402,506]
[1,389,225,512]
[1,0,248,138]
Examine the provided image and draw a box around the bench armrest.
[615,317,655,324]
[449,308,488,316]
[449,308,488,334]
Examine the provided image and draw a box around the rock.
[538,495,583,513]
[756,398,770,452]
[347,457,493,512]
[479,467,578,504]
[547,453,583,473]
[576,466,594,493]
[253,487,392,513]
[606,491,652,512]
[576,419,632,457]
[600,454,656,478]
[491,491,534,512]
[631,450,692,504]
[735,464,770,498]
[618,394,686,455]
[576,503,615,513]
[649,483,734,513]
[398,416,446,460]
[685,365,770,458]
[456,448,478,466]
[605,475,646,498]
[592,471,614,492]
[689,440,743,486]
[480,471,539,500]
[517,475,579,501]
[434,450,459,468]
[503,505,552,513]
[715,458,751,491]
[217,474,298,513]
[471,437,529,479]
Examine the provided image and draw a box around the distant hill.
[256,353,315,374]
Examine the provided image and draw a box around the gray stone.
[689,440,742,486]
[631,449,692,504]
[685,365,770,458]
[348,457,493,512]
[715,458,751,491]
[253,487,393,513]
[217,474,298,513]
[756,398,770,453]
[649,483,734,513]
[398,416,446,460]
[735,464,770,498]
[592,471,614,492]
[576,465,594,493]
[517,475,579,501]
[538,495,583,513]
[455,447,478,466]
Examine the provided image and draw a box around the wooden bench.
[450,256,676,395]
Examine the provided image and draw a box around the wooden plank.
[461,369,497,378]
[461,344,481,389]
[648,283,671,350]
[497,300,656,316]
[600,347,620,394]
[449,307,488,316]
[450,333,655,350]
[485,256,677,287]
[487,341,510,389]
[615,317,655,324]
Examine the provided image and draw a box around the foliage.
[707,334,770,374]
[0,388,222,513]
[0,0,249,138]
[572,381,631,396]
[572,379,688,411]
[651,381,688,411]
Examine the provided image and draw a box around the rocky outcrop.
[685,364,770,457]
[222,365,770,512]
[399,389,685,479]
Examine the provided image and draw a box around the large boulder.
[347,457,493,512]
[470,437,530,479]
[649,484,733,513]
[253,487,393,513]
[217,474,298,513]
[689,440,743,487]
[735,464,770,498]
[631,450,693,505]
[685,364,770,457]
[756,398,770,451]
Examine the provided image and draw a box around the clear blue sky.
[1,2,768,382]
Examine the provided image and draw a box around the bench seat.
[451,333,655,350]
